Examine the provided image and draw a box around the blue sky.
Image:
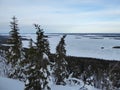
[0,0,120,33]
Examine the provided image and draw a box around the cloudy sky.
[0,0,120,33]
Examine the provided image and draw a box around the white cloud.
[0,0,120,33]
[45,20,120,33]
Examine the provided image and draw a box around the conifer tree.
[35,24,51,90]
[54,35,68,85]
[25,24,51,90]
[24,40,40,90]
[6,16,22,79]
[35,24,50,56]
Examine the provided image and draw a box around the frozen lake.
[22,33,120,61]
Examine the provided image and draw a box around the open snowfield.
[22,33,120,61]
[0,77,99,90]
[0,77,24,90]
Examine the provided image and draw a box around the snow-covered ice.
[22,33,120,61]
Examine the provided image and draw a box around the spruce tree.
[35,24,50,56]
[35,24,51,90]
[6,16,22,79]
[24,41,40,90]
[25,24,51,90]
[54,35,68,85]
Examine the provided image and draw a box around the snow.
[22,33,120,61]
[31,66,35,69]
[65,35,120,60]
[0,55,9,77]
[65,77,84,86]
[0,77,99,90]
[25,79,29,85]
[0,77,24,90]
[51,85,99,90]
[1,44,14,47]
[43,53,49,60]
[51,85,81,90]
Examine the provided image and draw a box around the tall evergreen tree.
[25,24,51,90]
[35,24,50,56]
[35,24,51,90]
[24,41,40,90]
[6,16,22,79]
[54,35,68,85]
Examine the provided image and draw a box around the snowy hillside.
[0,77,99,90]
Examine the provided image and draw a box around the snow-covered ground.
[22,33,120,61]
[0,77,24,90]
[0,77,99,90]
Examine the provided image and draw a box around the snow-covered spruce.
[0,50,9,77]
[53,35,69,85]
[5,16,24,80]
[24,24,51,90]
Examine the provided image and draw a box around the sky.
[0,0,120,33]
